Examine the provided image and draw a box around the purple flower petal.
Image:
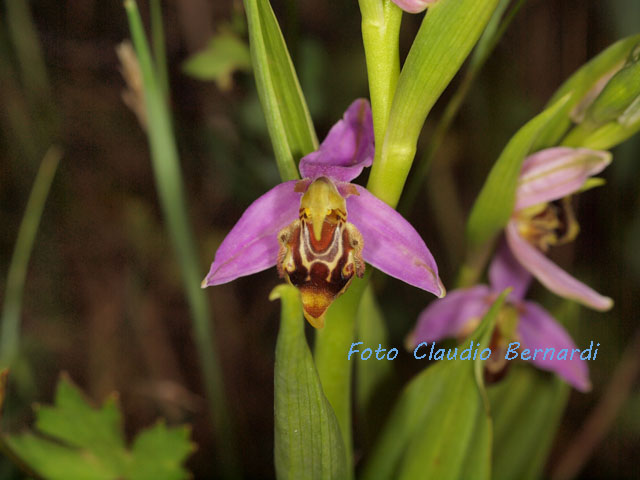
[515,147,611,211]
[506,221,613,311]
[411,285,491,345]
[202,181,300,286]
[517,300,591,392]
[346,185,445,296]
[489,241,532,302]
[298,99,374,183]
[391,0,436,13]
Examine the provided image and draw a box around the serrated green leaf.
[127,422,194,480]
[182,31,251,90]
[271,284,347,480]
[5,433,119,480]
[534,34,640,149]
[36,376,124,452]
[465,94,570,252]
[489,365,569,480]
[3,375,194,480]
[361,290,509,480]
[244,0,317,182]
[367,0,500,208]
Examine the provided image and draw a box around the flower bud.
[391,0,439,14]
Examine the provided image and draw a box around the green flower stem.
[310,4,402,473]
[314,0,499,468]
[367,0,500,208]
[314,274,369,479]
[1,147,61,367]
[124,3,239,478]
[358,0,402,164]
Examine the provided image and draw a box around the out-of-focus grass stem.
[4,0,51,107]
[150,0,169,101]
[1,147,61,367]
[124,2,239,478]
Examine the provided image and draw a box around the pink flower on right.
[410,146,612,391]
[506,147,612,311]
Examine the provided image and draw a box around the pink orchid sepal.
[202,99,444,327]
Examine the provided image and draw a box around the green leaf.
[489,364,569,480]
[534,34,640,149]
[3,375,195,480]
[182,31,251,90]
[361,290,510,480]
[367,0,500,208]
[465,94,570,252]
[244,0,317,181]
[271,285,347,480]
[128,422,195,480]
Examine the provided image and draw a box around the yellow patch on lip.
[299,177,346,241]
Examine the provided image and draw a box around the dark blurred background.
[0,0,638,478]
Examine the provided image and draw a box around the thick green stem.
[312,3,402,475]
[359,0,402,165]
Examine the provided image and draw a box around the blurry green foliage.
[361,291,509,480]
[3,374,194,480]
[182,30,252,90]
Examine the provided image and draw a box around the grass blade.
[1,146,61,367]
[123,2,239,477]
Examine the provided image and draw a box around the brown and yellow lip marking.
[277,177,364,328]
[516,197,579,252]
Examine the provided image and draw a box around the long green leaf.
[361,290,509,480]
[244,0,317,181]
[465,94,570,254]
[123,2,238,477]
[1,146,61,367]
[366,0,500,208]
[271,285,347,480]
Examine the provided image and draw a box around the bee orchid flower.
[410,244,591,391]
[202,99,445,328]
[507,147,613,311]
